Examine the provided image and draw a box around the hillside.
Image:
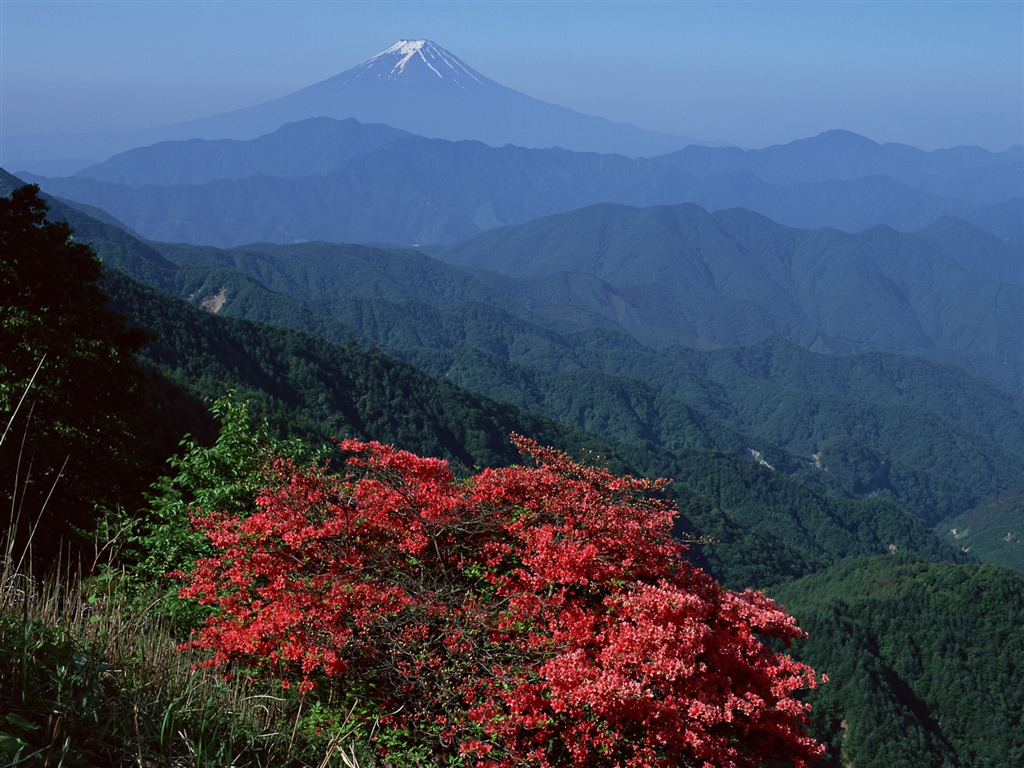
[3,22,1021,764]
[940,488,1024,570]
[102,267,967,589]
[18,162,1019,395]
[773,555,1024,767]
[438,202,1022,392]
[73,118,416,186]
[403,341,1024,527]
[23,119,1021,247]
[102,269,598,471]
[5,180,1024,766]
[9,169,1018,536]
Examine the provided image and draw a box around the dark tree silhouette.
[1,185,151,560]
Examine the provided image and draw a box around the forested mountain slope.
[438,202,1022,392]
[403,342,1024,527]
[121,209,1024,530]
[5,179,1021,766]
[19,118,1021,248]
[28,164,1016,396]
[7,167,1017,539]
[102,270,595,472]
[773,555,1024,767]
[940,488,1024,571]
[103,267,962,589]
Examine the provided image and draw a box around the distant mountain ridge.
[155,38,709,156]
[3,39,707,171]
[6,168,1018,530]
[435,202,1022,392]
[23,118,1022,246]
[11,155,1017,394]
[660,129,1024,202]
[71,118,415,186]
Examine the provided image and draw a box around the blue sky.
[2,0,1021,150]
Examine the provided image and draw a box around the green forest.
[2,179,1023,766]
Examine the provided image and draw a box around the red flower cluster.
[179,435,823,766]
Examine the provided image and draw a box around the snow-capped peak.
[356,39,486,87]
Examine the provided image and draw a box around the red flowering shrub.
[179,435,824,766]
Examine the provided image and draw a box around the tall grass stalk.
[1,355,45,447]
[1,517,369,767]
[1,372,363,766]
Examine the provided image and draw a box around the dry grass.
[1,524,370,767]
[0,370,367,766]
[1,424,361,766]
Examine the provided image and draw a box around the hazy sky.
[2,0,1022,151]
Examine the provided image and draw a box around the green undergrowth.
[0,546,367,767]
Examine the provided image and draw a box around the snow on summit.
[356,39,485,88]
[382,40,435,75]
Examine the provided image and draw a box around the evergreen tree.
[1,185,150,559]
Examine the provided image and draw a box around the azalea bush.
[179,435,824,767]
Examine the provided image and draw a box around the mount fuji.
[5,40,706,172]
